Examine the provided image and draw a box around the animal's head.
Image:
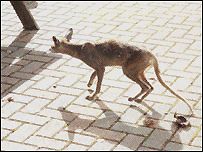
[50,28,73,53]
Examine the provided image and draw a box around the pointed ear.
[52,36,60,45]
[65,28,73,42]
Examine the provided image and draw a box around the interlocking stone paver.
[92,111,120,129]
[191,136,202,147]
[165,69,198,79]
[8,56,28,66]
[1,76,20,85]
[190,41,201,50]
[11,71,43,81]
[23,54,53,63]
[20,61,44,73]
[12,80,35,94]
[25,136,67,150]
[105,68,123,80]
[170,43,190,53]
[7,123,39,142]
[102,79,131,89]
[39,108,76,122]
[1,129,12,139]
[147,39,175,47]
[66,115,95,133]
[86,127,126,142]
[44,58,67,70]
[22,98,50,114]
[91,101,128,113]
[137,146,158,151]
[58,65,90,75]
[164,142,202,151]
[112,121,153,137]
[57,74,81,87]
[36,119,65,137]
[48,94,75,109]
[146,94,177,105]
[64,143,88,151]
[166,52,196,60]
[188,117,202,127]
[2,93,34,104]
[36,147,55,151]
[171,101,195,115]
[148,103,171,119]
[172,127,200,144]
[170,29,188,38]
[1,118,21,130]
[11,112,49,125]
[32,77,59,90]
[143,129,173,150]
[170,59,191,71]
[1,141,38,151]
[113,134,145,151]
[88,139,118,151]
[24,88,59,100]
[65,58,82,67]
[38,69,66,78]
[72,91,94,106]
[48,85,84,96]
[151,29,172,40]
[56,131,96,146]
[67,105,103,117]
[100,87,125,101]
[1,1,202,151]
[2,64,22,76]
[120,107,143,124]
[1,102,25,118]
[1,83,11,94]
[148,83,166,95]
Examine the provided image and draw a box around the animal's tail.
[152,57,193,116]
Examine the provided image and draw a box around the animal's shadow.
[1,29,62,99]
[58,100,183,150]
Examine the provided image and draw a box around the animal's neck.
[62,42,83,59]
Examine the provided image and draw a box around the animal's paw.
[87,82,92,87]
[134,99,142,103]
[86,95,99,101]
[128,97,134,102]
[87,89,94,94]
[86,95,96,101]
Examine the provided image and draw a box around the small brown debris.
[53,85,56,88]
[7,97,14,102]
[144,117,156,127]
[174,112,191,128]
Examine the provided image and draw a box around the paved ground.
[1,1,202,151]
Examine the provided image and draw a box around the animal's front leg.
[87,71,97,87]
[86,68,105,100]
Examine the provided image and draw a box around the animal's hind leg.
[136,72,154,102]
[87,71,97,87]
[123,71,150,102]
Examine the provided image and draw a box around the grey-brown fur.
[50,28,193,115]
